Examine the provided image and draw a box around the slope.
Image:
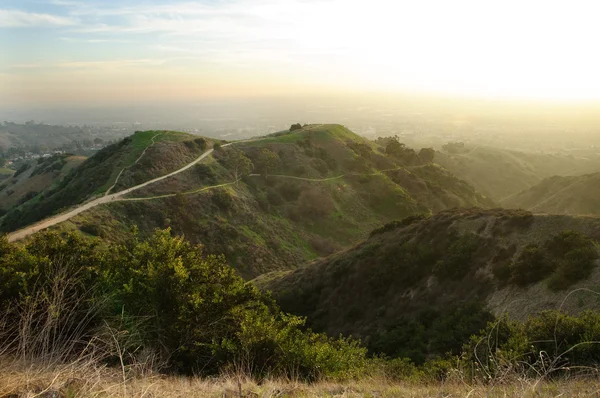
[257,208,600,360]
[0,131,214,232]
[436,145,600,201]
[0,154,86,215]
[56,124,493,279]
[502,173,600,216]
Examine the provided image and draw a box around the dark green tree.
[254,148,281,177]
[418,148,435,164]
[219,148,254,182]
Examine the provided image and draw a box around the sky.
[2,0,600,108]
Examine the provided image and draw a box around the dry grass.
[2,363,600,398]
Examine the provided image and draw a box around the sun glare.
[3,0,600,104]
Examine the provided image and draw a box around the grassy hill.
[436,145,600,201]
[0,131,214,232]
[256,208,600,361]
[0,154,86,215]
[502,172,600,216]
[48,124,493,278]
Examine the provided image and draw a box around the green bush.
[433,233,482,280]
[0,230,369,379]
[510,244,554,286]
[211,188,233,210]
[500,231,598,290]
[462,310,600,381]
[370,303,493,365]
[545,231,599,291]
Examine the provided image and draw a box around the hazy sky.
[2,0,600,107]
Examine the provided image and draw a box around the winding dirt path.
[6,139,402,243]
[7,142,233,242]
[105,133,161,196]
[119,166,405,201]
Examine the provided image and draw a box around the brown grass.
[2,362,600,398]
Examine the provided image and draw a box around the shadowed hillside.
[436,145,600,201]
[503,172,600,216]
[257,208,600,360]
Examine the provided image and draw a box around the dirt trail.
[105,133,161,196]
[6,139,398,242]
[120,167,405,201]
[7,142,233,242]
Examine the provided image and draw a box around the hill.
[436,145,600,201]
[502,172,600,216]
[0,131,214,232]
[0,154,86,216]
[27,124,492,278]
[256,208,600,361]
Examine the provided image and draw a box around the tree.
[385,138,418,165]
[442,142,466,153]
[254,148,281,177]
[93,138,104,145]
[418,148,435,164]
[219,148,254,183]
[385,139,406,157]
[290,123,302,131]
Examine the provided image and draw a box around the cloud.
[0,9,77,28]
[60,37,134,43]
[58,59,170,69]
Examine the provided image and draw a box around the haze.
[3,0,600,109]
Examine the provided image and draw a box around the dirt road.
[7,143,231,242]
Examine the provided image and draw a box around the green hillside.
[436,145,600,201]
[0,131,214,232]
[503,172,600,216]
[256,208,600,361]
[50,124,492,278]
[0,154,86,215]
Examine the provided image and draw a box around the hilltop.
[256,208,600,361]
[6,124,493,278]
[503,172,600,216]
[435,145,600,201]
[0,130,214,232]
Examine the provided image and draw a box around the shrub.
[80,222,103,237]
[194,164,217,184]
[370,214,428,237]
[463,310,600,381]
[278,181,301,201]
[296,187,335,220]
[370,302,493,365]
[211,188,233,210]
[510,244,554,286]
[545,231,599,291]
[433,233,482,280]
[311,158,329,175]
[266,188,284,206]
[504,231,598,290]
[194,137,207,150]
[0,230,370,379]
